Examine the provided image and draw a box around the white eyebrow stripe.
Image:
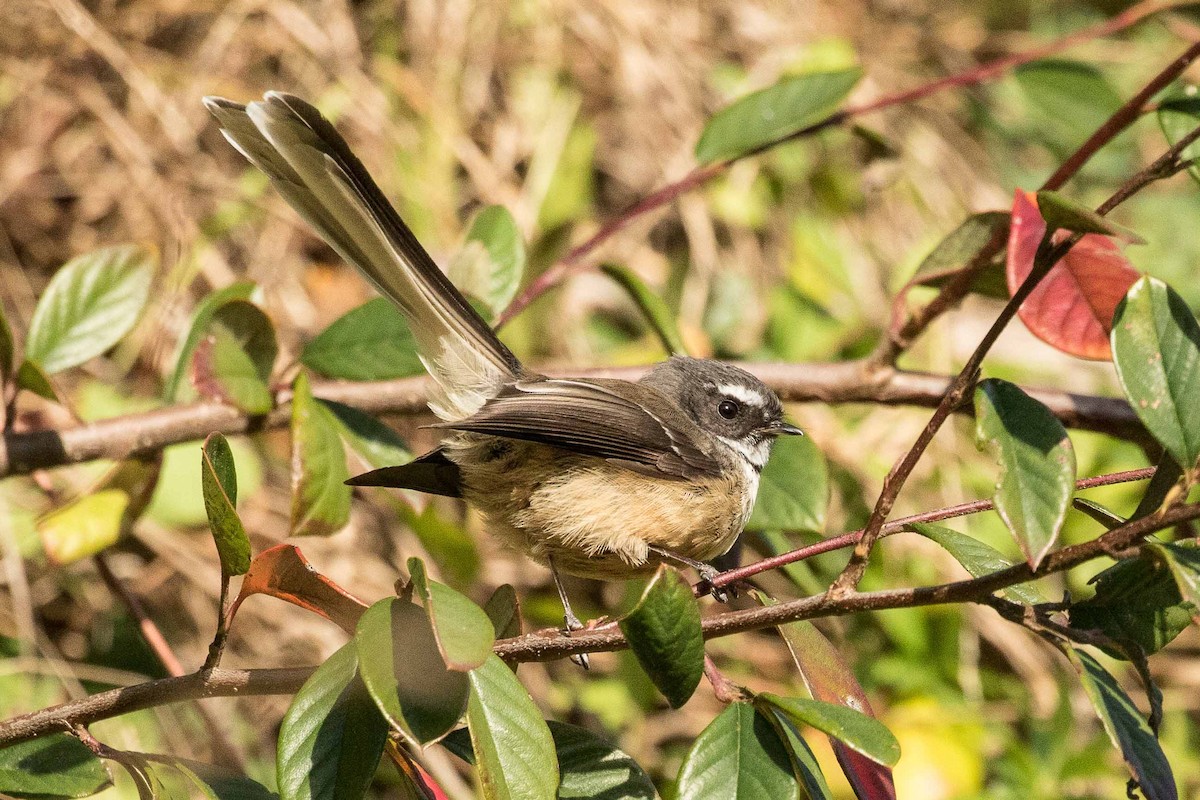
[717,383,766,407]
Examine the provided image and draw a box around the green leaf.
[277,643,388,800]
[201,433,250,577]
[1014,60,1121,147]
[320,400,411,469]
[400,504,480,586]
[1112,277,1200,472]
[1145,541,1200,613]
[449,206,526,319]
[111,754,277,800]
[617,565,704,709]
[300,298,423,381]
[25,244,155,374]
[906,522,1043,604]
[974,378,1075,568]
[695,68,862,164]
[747,433,828,532]
[483,584,522,641]
[464,654,558,800]
[0,734,110,798]
[675,702,798,800]
[1157,93,1200,188]
[37,457,161,564]
[600,263,687,356]
[407,557,496,671]
[1132,454,1184,520]
[15,359,58,401]
[1067,648,1176,800]
[546,721,655,800]
[1069,552,1194,657]
[758,707,834,800]
[1034,191,1144,243]
[759,694,900,767]
[192,300,278,415]
[355,597,470,745]
[164,281,256,400]
[290,373,351,537]
[910,212,1010,299]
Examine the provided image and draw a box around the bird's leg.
[646,545,730,602]
[548,556,589,670]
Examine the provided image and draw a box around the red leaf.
[228,544,368,635]
[1006,190,1141,361]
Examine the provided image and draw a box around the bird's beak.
[767,420,805,437]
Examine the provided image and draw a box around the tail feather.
[204,93,522,420]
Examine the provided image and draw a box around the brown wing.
[434,379,720,479]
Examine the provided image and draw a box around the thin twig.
[4,501,1195,748]
[495,0,1181,326]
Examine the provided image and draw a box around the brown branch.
[0,361,1143,478]
[708,466,1157,591]
[495,0,1181,325]
[5,500,1194,748]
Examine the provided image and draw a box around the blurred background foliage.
[2,0,1200,797]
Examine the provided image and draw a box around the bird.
[204,92,802,647]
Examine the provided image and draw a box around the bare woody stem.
[3,499,1195,749]
[0,361,1143,478]
[828,123,1200,596]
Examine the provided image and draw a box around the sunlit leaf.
[760,694,900,767]
[675,702,798,800]
[201,433,250,577]
[600,263,687,355]
[1157,92,1200,188]
[618,565,704,709]
[1067,648,1176,800]
[1035,191,1144,243]
[463,655,558,800]
[300,298,423,381]
[228,544,367,635]
[408,557,495,671]
[192,300,278,415]
[747,433,828,532]
[906,522,1043,604]
[909,211,1010,299]
[695,68,862,164]
[449,206,526,320]
[1006,191,1140,361]
[25,244,155,374]
[290,372,351,537]
[1145,541,1200,617]
[38,457,161,564]
[320,400,411,469]
[164,281,256,400]
[355,597,470,746]
[277,643,389,800]
[974,378,1075,568]
[110,753,276,800]
[1111,277,1200,472]
[0,734,110,798]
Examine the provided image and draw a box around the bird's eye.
[718,399,740,419]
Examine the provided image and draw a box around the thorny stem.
[3,501,1196,749]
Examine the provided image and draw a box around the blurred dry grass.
[3,0,1200,795]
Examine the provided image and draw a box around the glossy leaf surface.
[0,734,110,798]
[300,298,423,381]
[974,378,1075,568]
[201,433,250,576]
[695,68,862,164]
[675,702,798,800]
[618,565,704,708]
[906,522,1043,604]
[25,244,154,374]
[408,557,495,671]
[290,373,351,537]
[760,694,900,767]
